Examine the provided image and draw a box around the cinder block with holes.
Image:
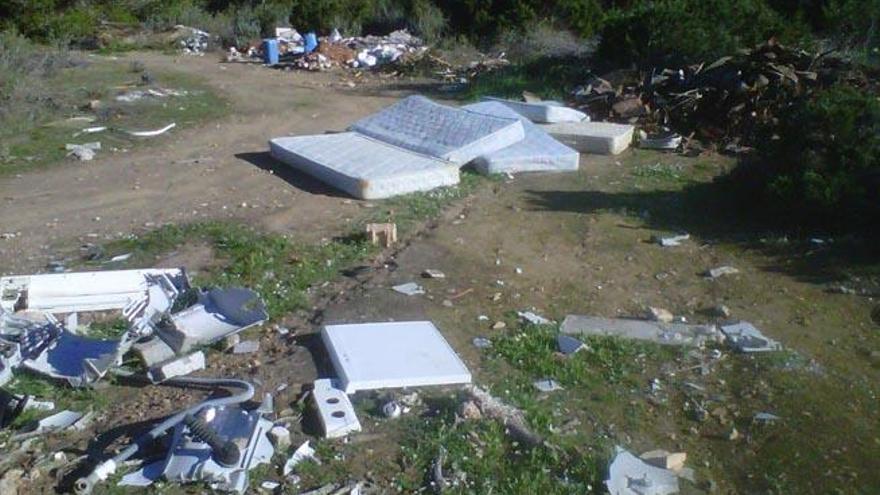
[312,378,361,438]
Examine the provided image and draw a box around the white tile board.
[464,101,579,174]
[349,95,525,164]
[539,121,634,155]
[269,133,459,199]
[321,321,472,393]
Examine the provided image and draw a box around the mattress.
[349,95,525,164]
[481,96,588,123]
[539,121,634,155]
[269,133,460,200]
[464,101,579,174]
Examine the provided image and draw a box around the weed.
[4,374,110,428]
[362,170,494,234]
[104,222,373,318]
[632,162,686,183]
[86,317,129,339]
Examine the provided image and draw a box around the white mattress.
[540,121,634,155]
[269,133,460,200]
[464,101,579,174]
[482,96,588,123]
[349,95,525,164]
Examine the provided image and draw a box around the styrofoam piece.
[0,269,188,313]
[539,121,634,155]
[349,95,525,164]
[312,379,361,438]
[482,97,588,123]
[269,133,459,199]
[321,321,472,393]
[464,101,579,174]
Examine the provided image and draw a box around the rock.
[712,305,732,318]
[0,469,24,495]
[458,400,482,420]
[233,340,260,354]
[492,321,507,330]
[268,425,291,450]
[647,307,674,323]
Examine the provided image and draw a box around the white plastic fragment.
[518,310,553,326]
[706,266,739,278]
[392,282,425,296]
[312,379,361,438]
[30,410,85,434]
[268,425,291,450]
[421,269,446,279]
[125,122,176,137]
[382,401,402,418]
[283,440,320,476]
[720,321,782,352]
[654,234,690,247]
[232,340,260,354]
[607,449,679,495]
[532,378,563,392]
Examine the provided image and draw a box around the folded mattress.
[269,133,459,200]
[464,101,579,175]
[349,95,525,164]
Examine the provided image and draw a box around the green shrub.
[597,0,805,67]
[758,86,880,229]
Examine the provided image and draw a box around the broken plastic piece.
[532,378,563,392]
[607,448,679,495]
[518,310,552,326]
[557,334,586,355]
[392,282,425,296]
[720,321,782,352]
[125,122,176,137]
[312,379,361,438]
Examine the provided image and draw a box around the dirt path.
[0,52,415,273]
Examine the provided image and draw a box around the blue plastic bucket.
[304,32,318,54]
[262,39,279,65]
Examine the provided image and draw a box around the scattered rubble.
[518,310,553,326]
[561,315,723,346]
[65,142,101,161]
[720,321,782,352]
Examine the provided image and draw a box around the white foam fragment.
[269,133,459,199]
[349,95,525,164]
[539,121,634,155]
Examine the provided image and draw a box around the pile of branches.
[578,39,871,149]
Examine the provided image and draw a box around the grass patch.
[0,53,227,176]
[462,54,592,101]
[101,222,373,318]
[4,374,111,429]
[395,397,604,493]
[85,317,129,339]
[363,170,496,234]
[631,162,688,183]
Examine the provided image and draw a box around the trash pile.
[576,39,864,150]
[269,94,635,199]
[177,25,209,55]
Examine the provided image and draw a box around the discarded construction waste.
[560,315,723,347]
[720,321,782,352]
[606,448,680,495]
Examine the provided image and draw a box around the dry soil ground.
[1,52,878,495]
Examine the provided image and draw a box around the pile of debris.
[576,39,865,150]
[176,25,209,55]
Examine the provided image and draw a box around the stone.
[647,307,674,323]
[706,266,740,278]
[232,340,260,354]
[492,321,507,330]
[458,400,482,420]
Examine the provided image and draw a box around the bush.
[596,0,805,67]
[757,86,880,229]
